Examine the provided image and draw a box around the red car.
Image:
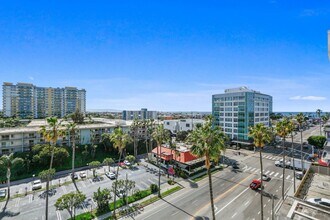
[250,179,261,190]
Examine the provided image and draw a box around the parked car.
[32,180,42,190]
[295,171,304,180]
[123,160,131,166]
[79,171,87,178]
[232,163,239,169]
[307,198,330,208]
[70,173,78,180]
[250,179,262,190]
[275,159,290,168]
[0,189,7,198]
[105,172,116,180]
[262,174,271,181]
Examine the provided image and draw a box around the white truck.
[287,158,311,171]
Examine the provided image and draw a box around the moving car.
[32,180,42,190]
[0,189,7,198]
[250,179,262,190]
[307,198,330,208]
[70,173,78,180]
[262,174,271,181]
[123,160,131,166]
[295,171,304,180]
[105,172,116,180]
[275,159,291,168]
[79,171,87,178]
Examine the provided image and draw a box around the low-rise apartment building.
[0,119,130,155]
[163,119,205,134]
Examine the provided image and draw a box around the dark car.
[232,163,239,169]
[70,173,78,180]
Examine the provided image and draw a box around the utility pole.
[272,194,275,220]
[125,173,128,208]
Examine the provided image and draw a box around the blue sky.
[0,0,329,112]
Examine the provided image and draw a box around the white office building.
[163,119,205,134]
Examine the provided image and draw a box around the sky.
[0,0,329,112]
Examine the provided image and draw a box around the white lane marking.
[254,169,260,173]
[250,168,256,172]
[245,167,252,172]
[269,172,274,176]
[268,199,270,202]
[274,172,279,177]
[81,181,87,188]
[276,189,278,192]
[286,175,291,180]
[215,187,249,215]
[171,211,179,216]
[264,171,270,175]
[244,201,249,206]
[141,181,149,189]
[15,198,20,207]
[291,178,294,181]
[192,200,199,205]
[56,210,62,220]
[231,212,237,218]
[280,174,283,178]
[214,205,218,212]
[264,204,266,208]
[29,194,33,203]
[258,211,261,215]
[267,217,269,220]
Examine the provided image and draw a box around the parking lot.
[0,162,168,220]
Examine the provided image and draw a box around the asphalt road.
[0,163,168,220]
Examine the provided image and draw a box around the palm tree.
[110,127,131,219]
[275,118,290,200]
[152,124,170,198]
[316,109,322,135]
[287,119,296,193]
[295,113,306,171]
[187,117,226,220]
[103,157,114,172]
[66,122,78,182]
[0,153,24,199]
[39,168,56,220]
[39,117,64,220]
[39,117,65,169]
[249,123,272,220]
[130,119,140,158]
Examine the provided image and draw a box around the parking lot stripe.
[15,198,20,208]
[245,167,252,172]
[141,181,149,189]
[269,171,274,176]
[56,210,62,220]
[250,168,256,172]
[280,174,283,178]
[264,171,270,175]
[81,180,87,188]
[286,175,291,180]
[273,172,279,177]
[29,194,33,203]
[254,169,260,173]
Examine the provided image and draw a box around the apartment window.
[11,134,14,138]
[186,124,190,127]
[1,142,6,147]
[166,122,170,125]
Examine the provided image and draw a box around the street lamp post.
[32,174,35,200]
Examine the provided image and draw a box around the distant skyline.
[0,1,329,112]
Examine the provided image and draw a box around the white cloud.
[289,96,326,101]
[28,76,34,80]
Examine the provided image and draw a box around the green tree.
[66,122,78,183]
[176,130,189,142]
[91,145,98,159]
[0,153,24,199]
[55,192,86,220]
[276,118,290,200]
[69,109,84,124]
[88,161,101,177]
[295,113,306,171]
[39,168,56,220]
[111,179,135,204]
[307,136,327,149]
[249,123,272,220]
[110,127,131,219]
[130,119,141,158]
[103,157,114,172]
[287,119,297,193]
[152,124,170,198]
[93,187,112,213]
[125,155,135,166]
[187,116,227,220]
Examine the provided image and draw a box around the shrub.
[307,135,327,149]
[150,184,158,193]
[167,179,175,185]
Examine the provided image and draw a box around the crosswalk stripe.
[286,175,291,180]
[291,178,294,181]
[269,171,274,176]
[250,168,256,172]
[280,174,283,178]
[254,169,260,173]
[274,172,279,177]
[245,167,252,172]
[147,179,155,184]
[264,171,270,175]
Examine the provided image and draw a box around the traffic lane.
[136,169,248,220]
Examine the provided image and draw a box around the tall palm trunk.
[291,133,296,193]
[282,138,286,200]
[6,167,11,199]
[45,178,49,220]
[207,168,216,220]
[157,144,161,197]
[113,150,122,219]
[300,126,304,171]
[158,144,162,197]
[145,139,149,160]
[259,148,264,220]
[134,136,138,158]
[72,138,76,184]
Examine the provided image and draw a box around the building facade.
[212,86,272,141]
[2,82,86,118]
[122,108,157,120]
[163,119,205,134]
